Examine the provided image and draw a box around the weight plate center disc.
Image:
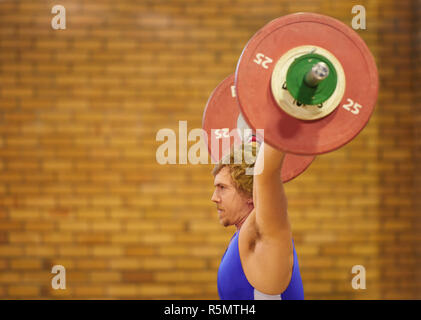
[271,45,346,121]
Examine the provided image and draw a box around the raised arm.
[243,141,293,294]
[253,142,291,239]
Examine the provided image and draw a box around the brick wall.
[414,0,421,299]
[374,0,419,299]
[0,0,419,299]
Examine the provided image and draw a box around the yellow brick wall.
[0,0,419,299]
[414,0,421,297]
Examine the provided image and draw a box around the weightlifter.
[207,11,378,300]
[211,138,304,300]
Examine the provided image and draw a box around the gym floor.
[0,0,419,299]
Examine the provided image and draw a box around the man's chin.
[219,218,230,227]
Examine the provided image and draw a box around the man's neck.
[235,208,254,231]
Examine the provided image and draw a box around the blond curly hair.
[212,142,260,198]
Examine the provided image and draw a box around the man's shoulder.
[238,210,294,294]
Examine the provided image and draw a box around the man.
[211,139,304,300]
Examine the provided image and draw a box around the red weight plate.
[235,12,379,155]
[202,74,315,183]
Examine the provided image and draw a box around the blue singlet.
[217,231,304,300]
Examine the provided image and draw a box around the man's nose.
[211,190,219,203]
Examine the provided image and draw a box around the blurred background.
[0,0,419,299]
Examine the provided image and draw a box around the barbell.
[202,12,378,181]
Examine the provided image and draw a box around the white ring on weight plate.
[271,45,346,121]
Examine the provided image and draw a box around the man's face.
[211,167,252,227]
